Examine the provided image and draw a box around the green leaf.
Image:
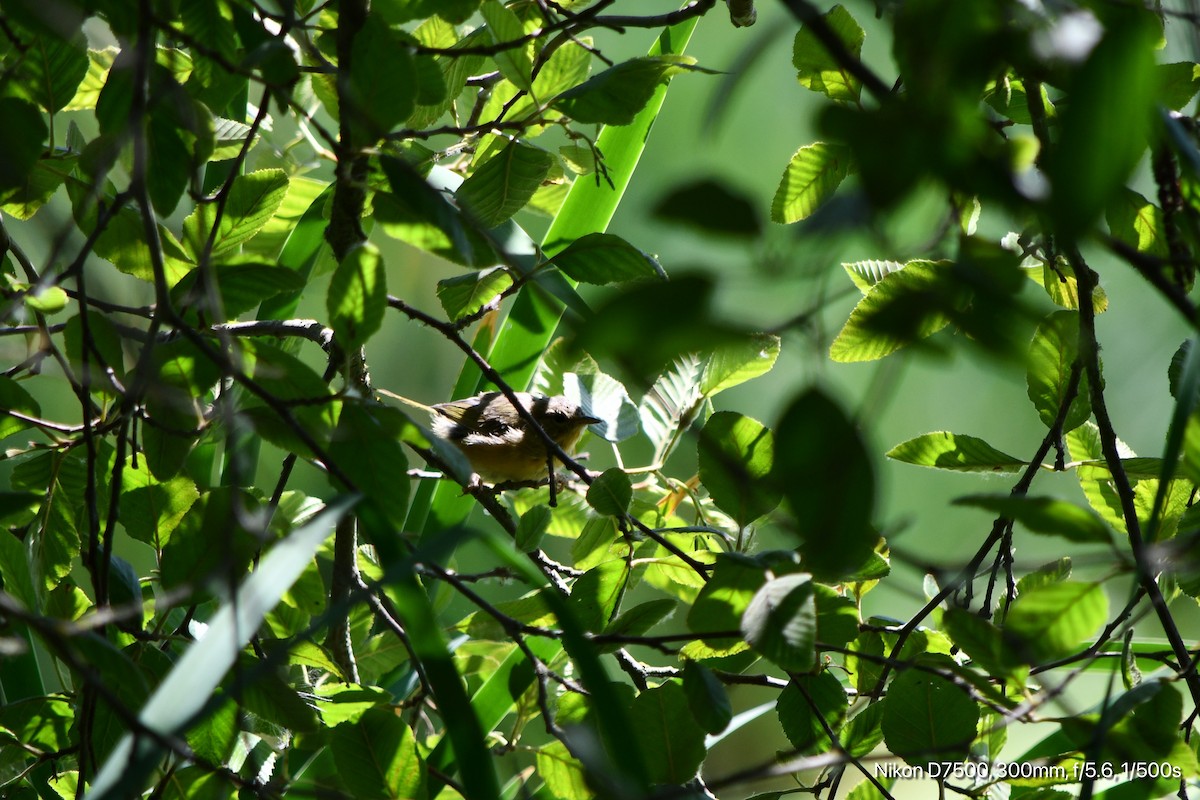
[630,680,706,785]
[1158,61,1200,110]
[1106,189,1169,258]
[159,488,261,595]
[773,390,876,580]
[697,411,781,526]
[515,504,552,551]
[770,141,853,224]
[0,377,42,440]
[1027,310,1090,432]
[1048,12,1159,240]
[954,494,1112,544]
[941,608,1018,679]
[170,259,307,320]
[347,15,417,140]
[331,706,424,800]
[436,266,513,321]
[586,468,633,517]
[118,460,200,548]
[0,98,48,190]
[740,573,816,671]
[554,55,698,125]
[777,671,847,753]
[843,260,905,294]
[10,31,90,113]
[22,284,68,314]
[536,740,589,800]
[182,168,289,261]
[185,696,238,765]
[328,241,387,349]
[570,560,627,631]
[1024,262,1109,313]
[1006,581,1109,665]
[681,661,732,735]
[792,5,864,102]
[480,0,533,91]
[687,554,766,643]
[701,333,781,396]
[887,432,1025,473]
[327,403,410,527]
[881,655,979,768]
[456,140,554,227]
[240,340,340,456]
[0,153,76,220]
[604,598,676,640]
[829,260,958,362]
[550,232,666,284]
[815,585,860,648]
[378,154,479,266]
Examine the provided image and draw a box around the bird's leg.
[547,453,558,507]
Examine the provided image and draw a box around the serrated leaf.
[630,681,706,785]
[328,242,387,349]
[881,655,979,768]
[456,140,554,227]
[481,0,534,91]
[1005,581,1108,664]
[829,260,958,363]
[771,141,853,224]
[550,232,666,284]
[182,169,289,261]
[701,333,781,397]
[843,260,904,294]
[515,504,552,551]
[554,55,698,125]
[887,432,1025,473]
[436,266,513,321]
[330,707,424,800]
[1027,310,1090,432]
[639,354,706,466]
[777,671,847,753]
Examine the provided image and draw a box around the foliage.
[3,1,1200,800]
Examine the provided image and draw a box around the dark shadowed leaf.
[652,178,762,237]
[773,390,876,580]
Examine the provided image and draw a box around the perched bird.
[430,392,601,482]
[379,388,601,483]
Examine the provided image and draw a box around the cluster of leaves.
[4,1,1200,800]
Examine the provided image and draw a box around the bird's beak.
[580,414,603,426]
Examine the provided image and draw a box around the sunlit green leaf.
[792,5,864,103]
[328,241,387,349]
[887,432,1025,473]
[771,141,853,224]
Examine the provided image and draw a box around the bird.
[380,389,601,483]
